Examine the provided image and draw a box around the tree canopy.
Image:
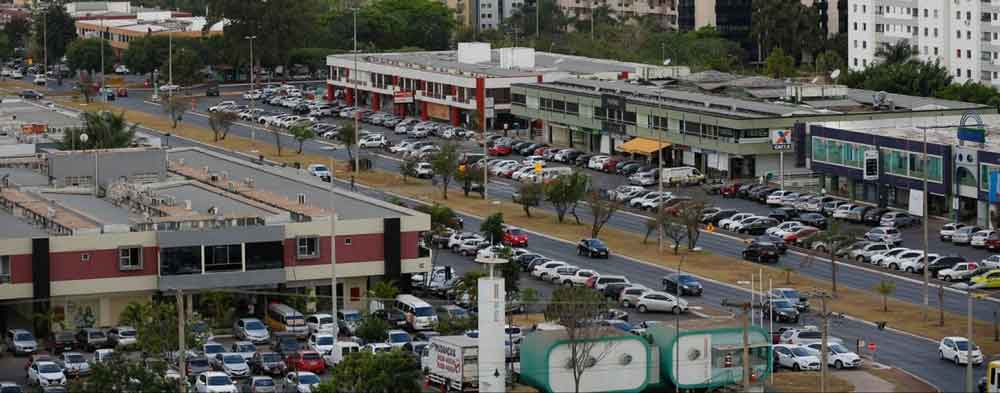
[65,38,114,73]
[32,4,76,65]
[60,111,137,150]
[840,60,952,97]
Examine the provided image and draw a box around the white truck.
[661,166,705,185]
[425,335,479,392]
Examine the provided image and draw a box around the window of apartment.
[957,68,963,77]
[924,8,928,17]
[863,59,868,66]
[118,247,142,271]
[968,31,973,40]
[958,49,963,58]
[934,47,939,55]
[862,5,866,13]
[958,30,963,39]
[924,27,928,36]
[853,4,857,12]
[297,237,319,259]
[934,28,939,37]
[863,41,867,49]
[853,58,858,66]
[968,49,973,58]
[853,40,858,48]
[876,23,884,32]
[957,11,962,19]
[204,244,243,272]
[968,11,973,20]
[968,69,973,78]
[566,102,579,115]
[853,22,857,31]
[924,46,929,55]
[0,255,9,283]
[159,246,201,276]
[512,93,526,106]
[863,23,867,31]
[875,5,883,14]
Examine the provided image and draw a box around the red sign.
[393,91,414,104]
[868,342,877,351]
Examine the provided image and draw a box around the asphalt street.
[23,83,996,389]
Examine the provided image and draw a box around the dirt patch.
[770,371,854,392]
[511,313,546,327]
[868,368,938,392]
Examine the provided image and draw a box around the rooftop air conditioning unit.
[184,200,192,210]
[178,158,185,166]
[297,193,306,205]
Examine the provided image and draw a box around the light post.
[245,35,257,147]
[673,257,685,393]
[151,69,160,102]
[352,7,360,175]
[329,152,338,327]
[100,22,105,98]
[79,133,97,197]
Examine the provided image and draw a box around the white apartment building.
[849,0,1000,84]
[478,0,525,30]
[557,0,678,29]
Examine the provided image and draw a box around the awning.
[616,137,671,155]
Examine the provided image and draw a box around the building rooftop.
[40,191,133,227]
[515,76,987,119]
[76,16,224,33]
[1,99,85,132]
[0,210,46,239]
[154,183,285,219]
[814,113,1000,150]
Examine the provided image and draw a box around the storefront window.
[844,143,861,167]
[812,137,827,162]
[928,156,943,182]
[980,164,1000,189]
[827,140,844,164]
[886,150,907,176]
[909,154,925,178]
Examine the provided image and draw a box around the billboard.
[393,91,414,104]
[770,129,793,151]
[990,172,1000,203]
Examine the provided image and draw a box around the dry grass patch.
[771,372,854,393]
[868,368,938,392]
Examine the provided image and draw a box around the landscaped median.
[54,96,1000,357]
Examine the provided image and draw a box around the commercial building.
[325,42,685,131]
[64,2,191,21]
[74,14,224,55]
[0,146,430,330]
[847,0,1000,84]
[558,0,678,29]
[800,113,1000,225]
[510,71,990,179]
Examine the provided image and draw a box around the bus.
[265,303,308,338]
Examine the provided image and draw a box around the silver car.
[952,226,983,245]
[864,227,902,245]
[848,242,892,263]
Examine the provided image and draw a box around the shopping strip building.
[0,146,429,330]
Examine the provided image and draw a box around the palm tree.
[118,301,150,327]
[874,280,896,312]
[875,40,915,64]
[60,111,137,150]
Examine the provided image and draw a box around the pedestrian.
[350,175,356,191]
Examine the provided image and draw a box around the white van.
[540,167,573,183]
[395,294,438,330]
[323,341,361,367]
[661,166,705,185]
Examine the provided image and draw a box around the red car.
[602,157,623,173]
[533,146,549,156]
[500,165,520,178]
[987,233,1000,251]
[720,183,741,198]
[285,351,325,374]
[503,227,529,247]
[489,145,512,156]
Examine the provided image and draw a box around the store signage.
[393,91,414,104]
[958,111,987,144]
[863,150,879,181]
[770,129,793,151]
[990,172,1000,203]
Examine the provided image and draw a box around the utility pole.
[722,298,753,391]
[674,258,684,393]
[100,21,105,94]
[352,7,360,175]
[176,290,187,393]
[657,89,664,254]
[245,35,257,147]
[329,153,339,325]
[820,296,830,393]
[921,126,930,322]
[536,0,540,38]
[967,290,976,393]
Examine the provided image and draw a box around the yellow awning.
[616,138,671,155]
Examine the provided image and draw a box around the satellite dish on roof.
[663,59,672,66]
[830,69,841,80]
[811,77,820,84]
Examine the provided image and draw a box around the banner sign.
[393,91,414,104]
[770,129,793,151]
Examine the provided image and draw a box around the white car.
[588,155,610,170]
[849,242,892,263]
[27,361,65,387]
[619,285,650,308]
[773,344,821,371]
[779,328,841,346]
[58,352,91,376]
[898,252,937,273]
[547,265,581,284]
[160,84,180,92]
[216,353,250,378]
[805,342,862,369]
[11,69,23,78]
[390,140,418,153]
[629,191,667,208]
[881,249,923,270]
[447,232,484,249]
[831,203,856,219]
[33,75,46,85]
[982,255,1000,268]
[971,230,995,247]
[719,213,755,231]
[730,216,766,233]
[765,221,803,237]
[511,166,535,181]
[522,156,546,167]
[532,261,569,280]
[455,238,488,256]
[359,135,387,148]
[305,313,336,336]
[413,162,434,178]
[766,190,793,205]
[195,372,238,393]
[609,185,644,201]
[6,329,37,355]
[230,341,257,361]
[629,171,657,186]
[362,343,393,354]
[939,223,966,241]
[939,336,984,365]
[307,164,331,179]
[209,101,237,112]
[386,329,412,349]
[557,268,599,287]
[307,333,336,355]
[636,291,688,314]
[937,262,981,281]
[869,247,910,266]
[242,90,262,100]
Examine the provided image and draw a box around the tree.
[765,47,796,78]
[455,270,488,306]
[289,124,315,154]
[76,72,96,104]
[206,0,326,69]
[455,164,484,198]
[399,157,419,184]
[782,265,795,284]
[480,212,506,245]
[118,301,149,327]
[413,203,460,232]
[874,280,896,312]
[660,218,688,255]
[874,40,915,64]
[317,351,422,393]
[676,200,708,251]
[433,314,476,335]
[431,143,460,200]
[33,307,66,338]
[814,49,844,74]
[809,220,860,297]
[840,60,952,97]
[60,111,137,150]
[3,17,30,49]
[0,32,11,61]
[516,182,542,217]
[170,46,204,85]
[64,38,113,74]
[935,81,1000,106]
[355,314,391,343]
[543,172,589,224]
[129,300,202,358]
[201,291,233,328]
[752,0,822,62]
[544,286,616,393]
[340,123,358,165]
[163,96,187,130]
[519,287,541,313]
[32,4,76,68]
[586,190,620,238]
[208,111,237,142]
[69,355,180,393]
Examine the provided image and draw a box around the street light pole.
[968,290,975,393]
[657,88,664,253]
[353,8,360,175]
[329,153,339,329]
[922,127,930,321]
[245,35,257,147]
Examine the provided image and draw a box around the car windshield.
[319,316,334,324]
[15,332,34,341]
[587,239,606,248]
[223,355,244,364]
[89,331,105,339]
[254,379,275,387]
[38,363,61,373]
[190,358,209,367]
[0,386,23,393]
[261,353,281,362]
[509,229,525,236]
[678,275,698,284]
[790,347,813,356]
[245,321,265,330]
[118,330,136,337]
[342,312,362,322]
[66,354,85,363]
[415,307,435,317]
[390,333,410,343]
[302,352,321,360]
[799,331,821,339]
[603,277,626,284]
[828,344,849,354]
[208,375,233,386]
[772,300,793,309]
[298,374,321,385]
[205,344,224,354]
[955,341,973,350]
[316,336,334,345]
[237,344,255,352]
[780,289,801,299]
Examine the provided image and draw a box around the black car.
[270,333,300,357]
[703,209,739,225]
[518,143,543,156]
[562,150,585,163]
[742,242,780,263]
[292,104,311,115]
[743,218,780,235]
[618,162,644,175]
[373,308,407,327]
[737,184,760,198]
[19,89,43,100]
[614,160,639,174]
[205,84,220,97]
[762,298,800,323]
[750,187,777,202]
[577,238,610,258]
[602,282,631,300]
[48,331,76,354]
[575,154,596,167]
[863,207,891,225]
[768,208,798,222]
[798,212,828,229]
[661,274,703,296]
[759,235,788,254]
[926,256,968,276]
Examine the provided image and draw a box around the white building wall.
[546,339,650,392]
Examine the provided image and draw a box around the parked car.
[284,351,326,374]
[233,318,270,344]
[797,212,827,229]
[761,298,800,323]
[194,372,237,393]
[661,274,703,296]
[107,326,137,348]
[864,227,902,245]
[971,230,996,248]
[6,329,37,355]
[618,285,649,308]
[937,262,980,281]
[635,291,688,314]
[249,352,287,376]
[938,336,983,365]
[863,208,891,225]
[47,331,76,354]
[742,242,780,263]
[75,328,108,352]
[26,361,65,387]
[952,226,983,245]
[940,223,967,241]
[773,344,821,371]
